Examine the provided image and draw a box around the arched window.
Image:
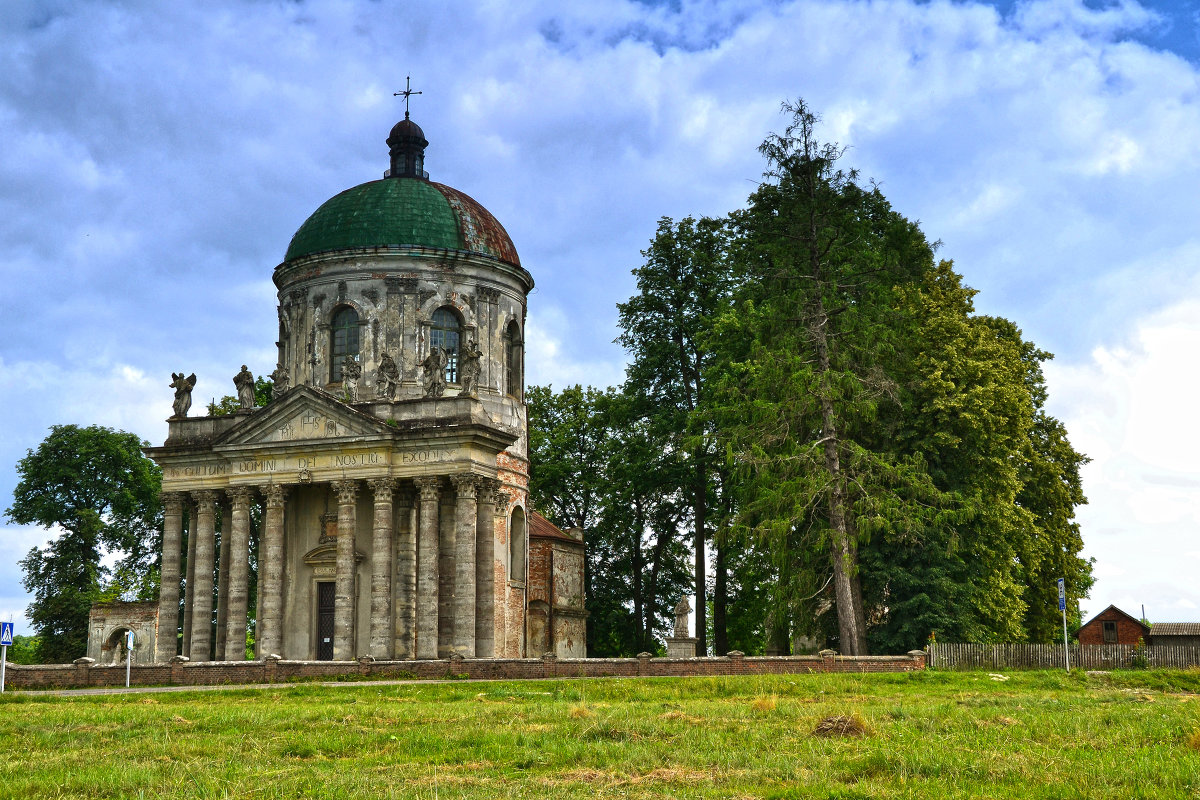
[330,306,360,382]
[509,507,527,582]
[430,307,461,384]
[505,321,523,399]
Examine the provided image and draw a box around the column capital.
[331,480,359,505]
[226,485,255,507]
[413,476,441,501]
[191,489,219,508]
[449,473,478,499]
[490,481,509,510]
[263,483,289,508]
[368,477,397,501]
[161,492,185,513]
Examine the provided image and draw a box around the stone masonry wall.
[3,650,926,690]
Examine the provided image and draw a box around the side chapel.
[129,109,586,664]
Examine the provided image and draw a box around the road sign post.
[125,630,135,688]
[1058,578,1069,672]
[0,622,13,693]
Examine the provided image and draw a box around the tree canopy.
[528,98,1090,656]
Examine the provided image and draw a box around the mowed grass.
[2,669,1200,798]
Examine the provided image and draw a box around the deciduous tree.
[5,425,161,662]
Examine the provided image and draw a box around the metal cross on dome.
[394,76,422,119]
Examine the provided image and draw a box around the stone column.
[257,484,288,659]
[155,492,185,662]
[450,474,478,658]
[215,504,233,659]
[368,478,395,659]
[475,479,498,658]
[223,487,253,661]
[331,480,359,660]
[188,491,218,661]
[413,477,441,659]
[394,487,416,659]
[182,503,198,652]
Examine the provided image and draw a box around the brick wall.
[2,650,926,690]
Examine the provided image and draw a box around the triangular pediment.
[212,386,394,447]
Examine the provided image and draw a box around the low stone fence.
[3,649,927,690]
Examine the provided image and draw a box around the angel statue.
[169,372,197,419]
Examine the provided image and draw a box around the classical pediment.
[212,386,394,448]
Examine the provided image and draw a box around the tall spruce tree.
[711,100,940,654]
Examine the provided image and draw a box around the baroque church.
[92,109,587,665]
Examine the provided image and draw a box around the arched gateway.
[139,112,586,663]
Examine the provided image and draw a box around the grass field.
[2,669,1199,798]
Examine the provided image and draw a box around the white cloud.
[1047,292,1200,622]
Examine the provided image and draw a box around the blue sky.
[2,0,1199,635]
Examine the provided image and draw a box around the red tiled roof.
[528,511,580,543]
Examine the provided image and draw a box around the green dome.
[284,177,520,267]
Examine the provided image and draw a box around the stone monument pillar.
[666,596,697,659]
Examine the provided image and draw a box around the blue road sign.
[1057,578,1066,612]
[0,622,12,647]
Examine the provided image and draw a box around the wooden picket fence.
[928,642,1200,671]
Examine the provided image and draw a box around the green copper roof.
[283,178,520,266]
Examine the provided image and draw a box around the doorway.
[317,581,335,660]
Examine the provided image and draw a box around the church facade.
[137,113,585,664]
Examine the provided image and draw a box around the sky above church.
[2,0,1199,636]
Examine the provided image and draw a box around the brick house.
[1077,605,1150,645]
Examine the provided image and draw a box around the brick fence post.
[73,657,94,687]
[818,649,838,672]
[907,650,927,670]
[263,654,280,683]
[358,655,375,677]
[727,650,745,675]
[448,652,464,677]
[541,652,557,679]
[170,655,189,685]
[637,652,652,677]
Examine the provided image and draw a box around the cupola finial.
[386,77,429,179]
[393,76,422,121]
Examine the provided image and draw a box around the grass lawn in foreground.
[2,669,1199,798]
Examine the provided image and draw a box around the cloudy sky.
[2,0,1199,636]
